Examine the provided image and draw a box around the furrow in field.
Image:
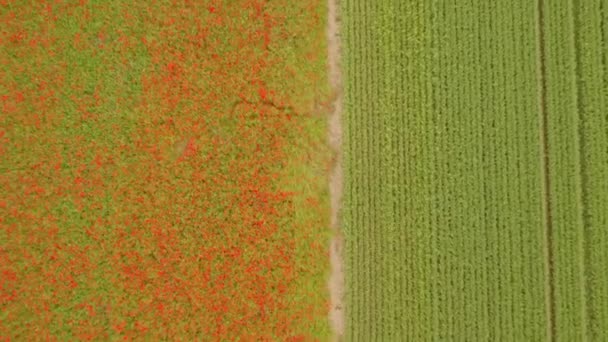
[420,2,436,339]
[540,0,589,340]
[362,0,373,337]
[430,2,446,338]
[484,2,510,338]
[379,1,399,337]
[341,0,355,336]
[378,1,391,334]
[469,1,486,338]
[492,1,508,336]
[474,2,491,340]
[572,2,592,337]
[392,1,408,337]
[370,2,384,338]
[535,0,557,339]
[358,1,371,337]
[433,4,451,338]
[424,2,437,339]
[572,0,608,339]
[378,4,390,337]
[428,0,442,336]
[515,0,550,338]
[359,0,373,338]
[479,1,499,337]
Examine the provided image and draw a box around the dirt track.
[327,0,344,339]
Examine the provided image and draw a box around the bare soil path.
[327,0,344,339]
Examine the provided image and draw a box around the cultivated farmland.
[342,0,608,340]
[3,0,608,340]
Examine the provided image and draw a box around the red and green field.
[1,0,332,339]
[4,0,608,341]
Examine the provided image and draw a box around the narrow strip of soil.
[327,0,344,339]
[535,0,556,340]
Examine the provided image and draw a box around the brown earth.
[327,0,344,340]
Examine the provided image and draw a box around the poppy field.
[1,0,333,340]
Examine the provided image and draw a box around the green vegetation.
[342,0,608,340]
[543,0,608,339]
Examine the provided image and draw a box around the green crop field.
[342,0,608,340]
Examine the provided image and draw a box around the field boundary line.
[327,0,344,339]
[535,0,556,340]
[571,0,590,337]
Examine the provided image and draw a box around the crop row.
[542,0,608,339]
